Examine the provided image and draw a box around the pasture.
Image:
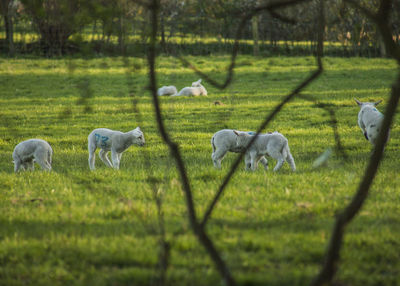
[0,55,399,286]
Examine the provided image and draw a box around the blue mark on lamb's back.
[247,131,256,135]
[95,133,109,148]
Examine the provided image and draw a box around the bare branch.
[146,0,235,285]
[310,73,400,286]
[201,0,326,227]
[311,0,400,285]
[298,94,348,160]
[178,0,312,90]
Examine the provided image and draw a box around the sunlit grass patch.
[0,56,399,286]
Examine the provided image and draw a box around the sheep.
[233,131,296,172]
[354,99,388,145]
[173,79,207,96]
[157,85,178,96]
[88,127,145,170]
[211,129,269,170]
[12,139,53,172]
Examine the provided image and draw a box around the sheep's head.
[131,127,145,146]
[354,98,382,108]
[233,130,250,147]
[191,79,202,87]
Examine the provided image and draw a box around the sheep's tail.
[211,135,216,153]
[283,140,296,171]
[48,149,52,166]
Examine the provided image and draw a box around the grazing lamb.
[12,139,53,172]
[174,79,207,96]
[234,131,296,172]
[354,99,389,145]
[88,127,145,170]
[211,129,268,170]
[157,85,178,96]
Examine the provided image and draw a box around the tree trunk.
[1,0,15,55]
[252,15,259,56]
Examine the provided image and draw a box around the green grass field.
[0,55,399,286]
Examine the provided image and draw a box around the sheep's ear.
[135,127,141,131]
[374,99,382,106]
[354,98,362,106]
[198,79,202,83]
[233,130,240,136]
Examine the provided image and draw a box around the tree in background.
[20,0,92,55]
[0,0,16,55]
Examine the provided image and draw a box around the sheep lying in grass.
[13,139,53,172]
[234,131,296,172]
[88,127,145,170]
[157,85,178,96]
[355,99,387,145]
[174,79,208,96]
[211,129,268,169]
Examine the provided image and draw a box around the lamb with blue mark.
[88,127,145,170]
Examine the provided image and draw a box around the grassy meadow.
[0,55,399,286]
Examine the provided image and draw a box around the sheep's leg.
[249,151,258,171]
[35,151,51,171]
[14,159,22,172]
[286,151,296,171]
[212,149,226,169]
[244,153,252,170]
[36,158,51,171]
[117,153,122,163]
[99,150,113,168]
[25,160,34,171]
[273,159,285,172]
[111,150,120,170]
[268,150,285,172]
[259,156,268,170]
[88,141,97,170]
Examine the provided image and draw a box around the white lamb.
[354,99,387,145]
[88,127,145,170]
[12,139,53,172]
[234,131,296,172]
[174,79,207,96]
[157,85,178,96]
[211,129,269,170]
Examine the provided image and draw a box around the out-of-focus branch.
[201,0,325,228]
[178,0,311,90]
[146,0,236,285]
[311,0,400,285]
[298,94,348,160]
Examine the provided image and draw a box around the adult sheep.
[234,131,296,172]
[88,127,145,170]
[354,99,388,145]
[13,139,53,172]
[211,129,269,170]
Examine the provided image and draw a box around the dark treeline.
[0,0,399,57]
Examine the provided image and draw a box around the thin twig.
[177,0,311,90]
[298,94,348,160]
[146,0,236,285]
[311,0,400,284]
[201,0,325,227]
